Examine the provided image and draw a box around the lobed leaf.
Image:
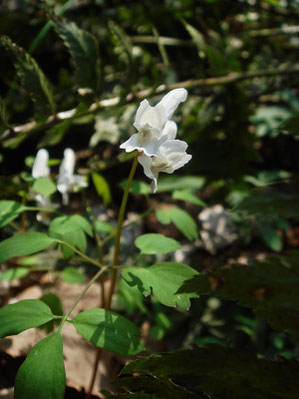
[0,299,54,338]
[14,333,65,399]
[179,251,299,336]
[49,215,92,258]
[72,308,144,356]
[118,345,299,399]
[122,262,199,310]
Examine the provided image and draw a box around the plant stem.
[107,153,139,309]
[54,239,103,269]
[58,266,108,333]
[86,153,139,398]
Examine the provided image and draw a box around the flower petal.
[120,133,160,156]
[134,100,167,132]
[59,148,75,177]
[138,154,159,192]
[157,88,188,120]
[160,120,177,142]
[32,149,50,178]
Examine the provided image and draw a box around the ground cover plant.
[0,1,299,398]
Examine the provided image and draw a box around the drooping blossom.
[138,120,192,193]
[120,89,191,193]
[57,148,87,205]
[120,88,188,157]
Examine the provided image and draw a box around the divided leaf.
[49,215,92,258]
[122,262,199,310]
[156,208,198,241]
[118,345,299,399]
[0,200,25,228]
[39,292,64,333]
[49,13,101,91]
[179,251,299,336]
[0,299,54,338]
[72,308,144,356]
[1,36,55,115]
[135,234,181,255]
[0,232,54,264]
[14,333,65,399]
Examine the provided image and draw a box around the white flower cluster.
[120,88,192,193]
[32,148,87,207]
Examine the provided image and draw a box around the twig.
[2,66,298,143]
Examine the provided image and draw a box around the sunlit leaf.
[135,234,181,255]
[14,333,65,399]
[0,299,54,338]
[156,208,198,241]
[72,308,144,356]
[122,262,199,309]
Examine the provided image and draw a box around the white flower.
[120,88,188,157]
[138,120,192,193]
[31,149,57,223]
[32,148,50,178]
[57,148,87,205]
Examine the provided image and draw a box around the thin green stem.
[106,154,139,310]
[54,239,103,269]
[58,266,108,332]
[86,154,139,399]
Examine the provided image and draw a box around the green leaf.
[179,251,299,336]
[112,375,197,399]
[49,215,92,258]
[32,177,57,196]
[1,36,55,115]
[49,13,100,91]
[0,267,30,281]
[14,333,65,399]
[122,262,199,310]
[119,345,299,399]
[135,234,181,255]
[0,95,9,127]
[59,266,85,284]
[39,292,63,333]
[0,299,54,338]
[0,232,54,264]
[156,208,198,241]
[157,175,206,193]
[117,277,147,314]
[72,308,144,356]
[0,200,25,228]
[120,179,152,195]
[172,189,207,206]
[109,20,133,65]
[92,172,111,205]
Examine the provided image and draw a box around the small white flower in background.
[31,148,51,208]
[120,88,188,157]
[57,148,88,205]
[31,149,57,223]
[120,88,191,193]
[32,148,50,179]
